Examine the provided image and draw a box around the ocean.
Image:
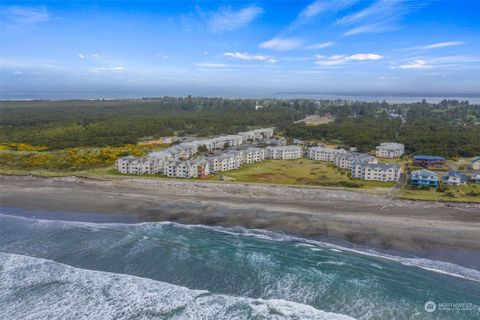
[0,209,479,320]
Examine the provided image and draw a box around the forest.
[1,97,479,158]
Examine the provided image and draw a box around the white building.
[163,159,210,178]
[334,152,377,169]
[266,145,303,160]
[351,163,401,182]
[238,128,274,141]
[307,146,347,162]
[375,142,405,159]
[204,151,242,172]
[115,156,163,175]
[240,148,266,164]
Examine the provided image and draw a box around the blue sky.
[1,0,479,98]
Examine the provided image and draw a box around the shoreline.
[1,174,480,270]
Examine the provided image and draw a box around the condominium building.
[410,169,439,188]
[307,146,347,162]
[115,156,163,175]
[351,163,401,182]
[163,159,210,178]
[375,142,405,158]
[238,128,274,141]
[266,145,303,160]
[204,151,242,172]
[239,148,266,164]
[334,152,377,169]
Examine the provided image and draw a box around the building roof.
[377,142,404,149]
[442,171,467,182]
[413,155,445,161]
[267,145,302,151]
[411,169,438,177]
[353,163,399,170]
[472,157,480,163]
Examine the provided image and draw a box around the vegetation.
[1,98,478,158]
[213,159,397,189]
[398,184,480,203]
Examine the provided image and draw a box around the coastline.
[1,174,480,270]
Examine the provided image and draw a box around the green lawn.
[398,184,480,203]
[214,159,396,189]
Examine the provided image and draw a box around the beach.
[1,174,479,269]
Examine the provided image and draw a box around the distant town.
[115,128,480,190]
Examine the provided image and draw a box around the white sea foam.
[0,252,356,320]
[1,213,479,283]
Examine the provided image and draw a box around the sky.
[1,0,480,99]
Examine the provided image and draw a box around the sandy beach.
[1,175,480,269]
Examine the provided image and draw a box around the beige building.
[375,142,405,159]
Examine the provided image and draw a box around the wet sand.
[1,175,480,269]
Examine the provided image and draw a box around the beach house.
[307,146,347,162]
[472,157,480,170]
[442,171,468,186]
[351,163,401,182]
[334,152,377,169]
[413,155,446,168]
[410,169,439,188]
[266,145,303,160]
[375,142,405,158]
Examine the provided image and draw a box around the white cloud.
[209,6,263,32]
[398,59,431,69]
[77,54,85,59]
[90,66,126,73]
[91,54,100,59]
[306,41,334,49]
[224,52,276,63]
[4,6,49,24]
[315,53,383,65]
[420,41,465,49]
[196,62,228,68]
[298,0,358,20]
[338,0,426,36]
[259,37,302,51]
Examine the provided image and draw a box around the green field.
[398,184,480,203]
[213,159,397,189]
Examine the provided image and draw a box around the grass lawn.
[214,159,396,189]
[398,184,480,203]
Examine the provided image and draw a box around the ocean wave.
[1,212,479,283]
[0,252,356,320]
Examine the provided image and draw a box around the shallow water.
[0,209,479,319]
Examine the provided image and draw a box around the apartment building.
[334,152,377,169]
[239,148,266,164]
[266,145,303,160]
[115,156,163,175]
[238,128,274,141]
[351,163,401,182]
[163,159,210,178]
[307,146,347,162]
[375,142,405,158]
[204,151,242,172]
